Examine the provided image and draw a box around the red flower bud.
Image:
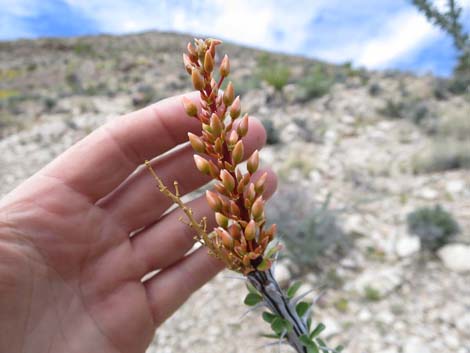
[208,160,220,179]
[254,171,268,194]
[244,220,257,241]
[227,130,239,147]
[251,197,264,221]
[193,155,210,174]
[247,150,259,174]
[210,113,223,136]
[182,96,198,117]
[215,212,229,228]
[229,223,242,240]
[183,54,193,74]
[220,170,235,192]
[220,54,230,77]
[230,96,241,119]
[217,228,234,249]
[204,50,214,73]
[188,132,205,153]
[229,200,240,217]
[223,81,235,106]
[191,68,205,91]
[206,190,222,211]
[237,113,249,137]
[231,140,244,165]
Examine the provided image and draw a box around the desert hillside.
[1,31,469,353]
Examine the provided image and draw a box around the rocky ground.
[1,32,469,353]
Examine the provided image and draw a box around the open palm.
[0,93,275,353]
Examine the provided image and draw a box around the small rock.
[322,318,341,336]
[351,266,404,297]
[455,312,470,332]
[358,309,372,321]
[419,187,438,200]
[341,114,356,125]
[445,179,466,194]
[396,235,420,257]
[403,337,431,353]
[438,244,470,273]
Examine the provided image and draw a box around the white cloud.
[356,10,440,68]
[61,0,449,70]
[63,0,326,56]
[2,0,469,72]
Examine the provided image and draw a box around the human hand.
[0,93,277,353]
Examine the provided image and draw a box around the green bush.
[295,65,334,102]
[261,119,280,145]
[435,111,470,140]
[43,97,57,111]
[379,99,406,119]
[256,53,290,91]
[368,83,382,96]
[225,76,261,96]
[407,204,460,251]
[73,42,94,56]
[379,98,430,124]
[267,187,350,272]
[412,139,470,173]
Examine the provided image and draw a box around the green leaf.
[307,346,320,353]
[262,312,277,324]
[335,345,344,352]
[260,332,280,339]
[244,292,262,306]
[300,334,314,347]
[282,319,293,333]
[257,258,271,271]
[287,281,302,298]
[246,281,260,295]
[264,240,281,258]
[270,317,285,335]
[310,323,326,339]
[296,301,310,317]
[307,317,313,331]
[316,338,328,352]
[300,334,321,353]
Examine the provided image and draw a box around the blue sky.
[1,0,469,76]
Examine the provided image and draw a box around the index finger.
[40,92,202,202]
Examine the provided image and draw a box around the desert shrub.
[224,76,261,96]
[43,97,57,111]
[407,204,460,251]
[341,61,369,85]
[435,110,470,140]
[413,139,470,173]
[294,65,334,102]
[267,186,351,272]
[65,72,81,92]
[261,119,280,145]
[379,98,431,124]
[379,99,405,119]
[0,89,20,100]
[73,42,94,56]
[433,78,451,100]
[368,83,382,96]
[364,286,382,301]
[256,53,290,91]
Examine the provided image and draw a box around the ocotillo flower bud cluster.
[179,38,280,274]
[145,38,341,353]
